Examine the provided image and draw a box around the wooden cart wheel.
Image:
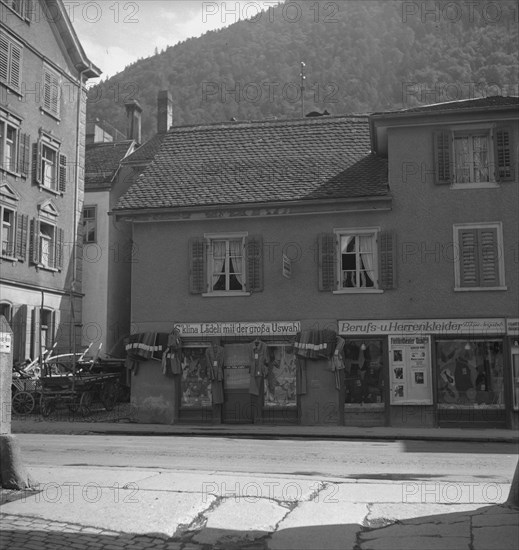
[100,382,118,411]
[79,391,93,417]
[12,391,35,415]
[40,395,55,417]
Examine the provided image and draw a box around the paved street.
[1,432,518,549]
[14,432,519,481]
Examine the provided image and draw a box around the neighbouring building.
[0,0,100,362]
[112,96,518,430]
[82,91,171,356]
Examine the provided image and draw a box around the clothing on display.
[162,328,183,376]
[125,332,162,375]
[248,339,269,396]
[294,329,337,359]
[205,343,225,404]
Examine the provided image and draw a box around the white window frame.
[453,222,506,291]
[82,205,97,244]
[203,232,249,297]
[0,203,15,258]
[39,220,55,269]
[0,113,21,174]
[42,64,61,119]
[333,228,382,294]
[41,138,59,192]
[449,123,499,189]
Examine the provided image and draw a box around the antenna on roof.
[300,62,306,118]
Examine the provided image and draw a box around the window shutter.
[379,231,396,290]
[458,229,479,287]
[55,227,64,270]
[19,132,30,176]
[30,218,40,264]
[189,238,206,294]
[9,42,21,90]
[13,304,28,363]
[477,228,499,287]
[15,212,28,261]
[433,129,452,184]
[246,235,263,292]
[59,153,67,192]
[31,307,41,360]
[494,127,514,182]
[32,141,42,184]
[0,33,8,83]
[318,233,337,291]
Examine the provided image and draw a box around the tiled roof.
[114,116,388,211]
[122,133,168,165]
[373,95,519,116]
[85,141,134,188]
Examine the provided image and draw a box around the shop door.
[222,344,253,423]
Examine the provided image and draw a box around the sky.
[70,1,283,81]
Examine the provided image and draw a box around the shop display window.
[436,340,504,407]
[510,345,519,410]
[180,348,212,408]
[264,345,297,408]
[344,340,385,405]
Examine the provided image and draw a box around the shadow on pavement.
[1,503,518,550]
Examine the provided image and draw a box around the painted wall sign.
[173,321,301,337]
[339,318,506,336]
[389,335,433,405]
[0,332,11,353]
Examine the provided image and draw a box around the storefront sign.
[507,319,519,336]
[339,318,506,336]
[173,321,301,337]
[0,332,11,353]
[389,335,432,405]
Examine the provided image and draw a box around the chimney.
[124,99,142,144]
[157,90,173,133]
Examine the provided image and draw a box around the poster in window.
[389,336,432,404]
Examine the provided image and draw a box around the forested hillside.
[86,0,519,141]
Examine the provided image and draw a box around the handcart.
[39,371,121,417]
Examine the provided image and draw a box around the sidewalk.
[1,465,518,550]
[11,415,519,443]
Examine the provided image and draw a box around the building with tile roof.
[112,96,518,430]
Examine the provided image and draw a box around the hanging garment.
[329,336,346,390]
[205,345,225,404]
[248,340,269,395]
[125,332,161,376]
[162,329,183,376]
[294,329,337,359]
[296,356,307,395]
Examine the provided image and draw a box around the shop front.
[173,321,300,425]
[339,318,511,429]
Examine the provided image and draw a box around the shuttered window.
[32,134,65,193]
[29,218,64,270]
[42,64,60,118]
[0,110,27,175]
[189,234,263,295]
[455,224,504,289]
[434,127,514,185]
[318,230,395,292]
[0,31,22,91]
